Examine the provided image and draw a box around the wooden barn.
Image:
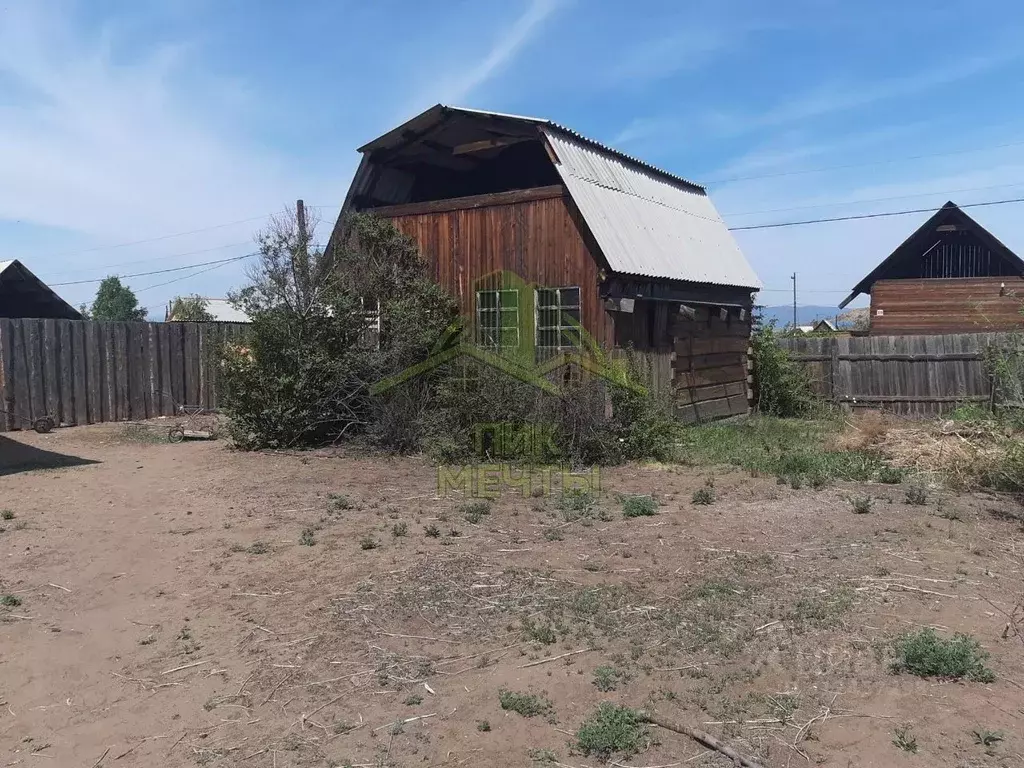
[840,202,1024,335]
[328,105,761,423]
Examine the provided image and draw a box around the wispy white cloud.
[406,0,565,113]
[613,46,1022,149]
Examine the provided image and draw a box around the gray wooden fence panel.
[0,319,247,431]
[778,331,1007,416]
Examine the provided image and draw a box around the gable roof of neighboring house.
[0,260,82,320]
[335,104,761,291]
[165,298,250,323]
[840,201,1024,308]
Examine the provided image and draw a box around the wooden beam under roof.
[452,136,532,155]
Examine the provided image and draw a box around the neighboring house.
[165,298,250,323]
[0,260,81,319]
[812,319,837,333]
[840,202,1024,334]
[327,104,762,423]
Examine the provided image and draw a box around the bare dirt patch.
[2,424,1023,767]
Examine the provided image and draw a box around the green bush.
[498,688,553,718]
[575,703,648,758]
[691,487,715,505]
[750,322,815,417]
[890,629,995,682]
[622,495,658,517]
[878,465,904,484]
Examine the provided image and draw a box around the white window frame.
[475,289,520,350]
[535,286,582,351]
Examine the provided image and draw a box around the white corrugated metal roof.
[202,299,250,323]
[543,129,761,289]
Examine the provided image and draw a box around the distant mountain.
[758,305,846,327]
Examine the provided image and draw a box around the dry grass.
[829,410,889,451]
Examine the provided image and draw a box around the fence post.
[829,337,839,405]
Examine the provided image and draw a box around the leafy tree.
[221,211,458,449]
[167,294,214,322]
[89,277,147,321]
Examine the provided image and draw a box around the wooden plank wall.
[616,303,751,423]
[0,319,248,432]
[777,332,1010,416]
[870,277,1024,334]
[376,186,614,347]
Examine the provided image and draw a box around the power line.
[33,204,339,261]
[724,181,1024,218]
[50,252,258,287]
[42,241,252,280]
[727,196,1024,232]
[706,138,1024,186]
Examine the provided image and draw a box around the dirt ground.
[2,423,1023,768]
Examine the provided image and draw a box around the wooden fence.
[776,332,1012,416]
[0,318,248,432]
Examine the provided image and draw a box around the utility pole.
[790,272,798,329]
[296,199,308,257]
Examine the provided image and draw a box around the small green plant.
[1,594,23,607]
[476,720,491,732]
[391,521,408,538]
[788,474,803,490]
[528,749,557,765]
[299,527,316,546]
[808,472,827,490]
[404,693,423,706]
[691,487,716,505]
[359,535,379,551]
[424,523,441,538]
[328,493,353,511]
[1,509,14,521]
[972,728,1004,749]
[878,465,904,484]
[851,496,873,514]
[623,495,658,517]
[558,489,597,521]
[543,528,564,541]
[461,501,492,524]
[247,541,271,555]
[498,688,553,718]
[522,618,557,645]
[892,724,918,753]
[905,486,927,505]
[575,703,648,758]
[890,628,995,682]
[592,665,623,692]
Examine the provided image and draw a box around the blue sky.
[2,0,1024,317]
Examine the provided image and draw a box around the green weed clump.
[498,688,553,718]
[622,495,657,518]
[850,496,873,514]
[461,501,491,524]
[691,487,715,505]
[905,486,927,505]
[890,629,995,682]
[575,703,648,759]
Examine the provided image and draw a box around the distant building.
[0,260,82,319]
[840,201,1024,334]
[165,298,250,323]
[812,319,837,333]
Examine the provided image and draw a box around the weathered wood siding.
[371,187,751,421]
[778,332,1007,416]
[372,186,613,346]
[616,302,751,422]
[870,277,1024,335]
[0,318,247,432]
